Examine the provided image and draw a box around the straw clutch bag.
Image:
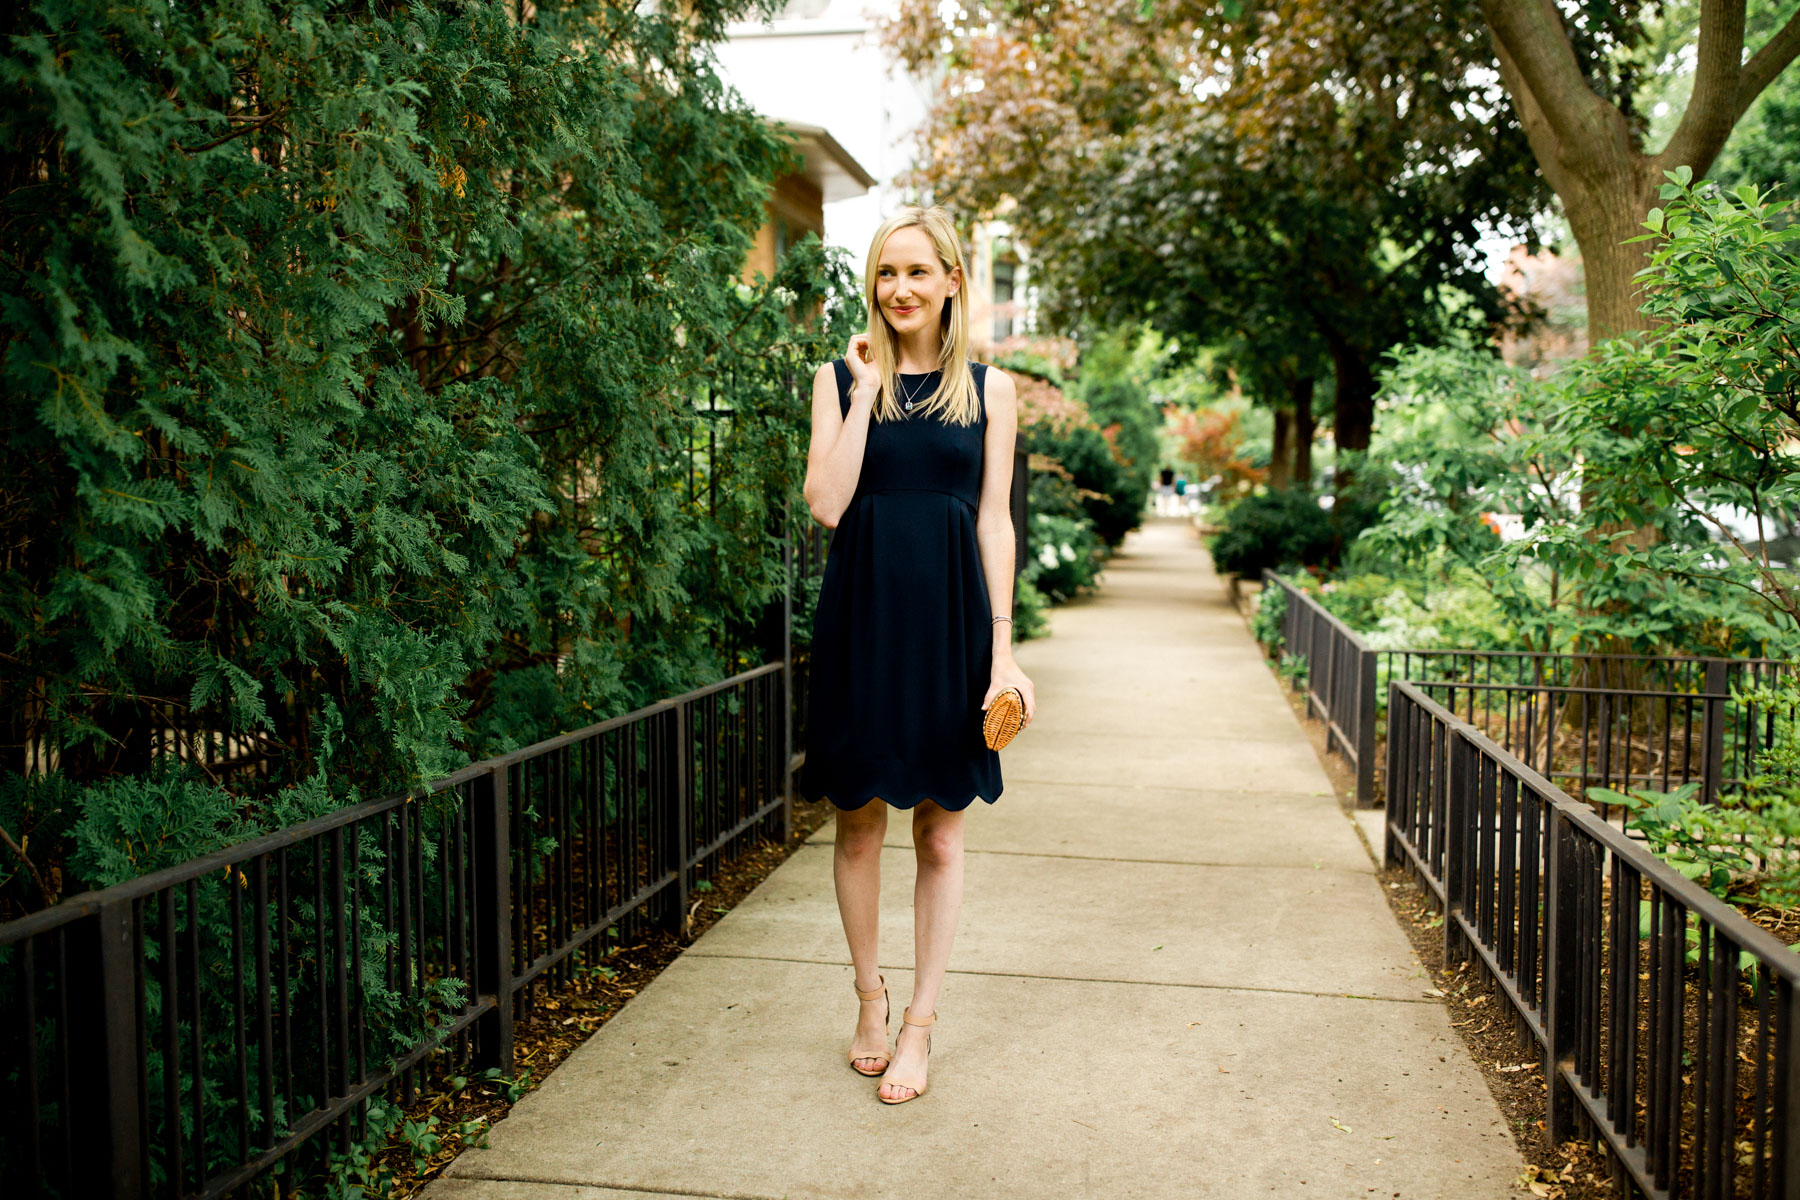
[984,687,1026,751]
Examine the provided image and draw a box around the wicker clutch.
[983,687,1026,751]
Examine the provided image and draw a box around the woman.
[799,205,1036,1105]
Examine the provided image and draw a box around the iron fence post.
[470,764,514,1075]
[1297,589,1311,700]
[1781,980,1800,1200]
[1311,606,1327,717]
[1356,646,1377,809]
[1384,681,1403,868]
[1444,728,1471,966]
[1701,658,1727,805]
[65,898,145,1199]
[663,702,694,943]
[782,523,795,844]
[1543,808,1580,1144]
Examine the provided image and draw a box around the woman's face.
[876,225,960,334]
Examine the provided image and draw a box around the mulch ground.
[354,794,841,1199]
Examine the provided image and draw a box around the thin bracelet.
[991,616,1013,625]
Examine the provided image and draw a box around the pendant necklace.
[898,370,935,413]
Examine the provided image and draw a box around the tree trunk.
[1561,164,1661,343]
[1479,0,1800,344]
[1269,407,1293,490]
[1328,341,1374,489]
[1293,375,1315,485]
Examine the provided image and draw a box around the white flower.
[773,285,797,305]
[733,282,754,303]
[1038,545,1060,569]
[1059,542,1075,562]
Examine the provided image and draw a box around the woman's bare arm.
[975,367,1018,643]
[802,359,878,528]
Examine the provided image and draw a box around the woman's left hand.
[982,661,1036,729]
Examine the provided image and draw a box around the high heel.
[849,974,892,1076]
[876,1006,935,1104]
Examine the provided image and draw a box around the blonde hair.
[859,205,982,425]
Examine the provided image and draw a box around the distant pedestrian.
[1158,466,1175,514]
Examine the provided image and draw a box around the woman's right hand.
[844,333,879,397]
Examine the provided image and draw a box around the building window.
[775,216,791,266]
[992,258,1018,341]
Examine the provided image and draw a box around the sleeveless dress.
[798,358,1004,812]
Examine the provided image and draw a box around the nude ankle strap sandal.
[849,974,892,1076]
[876,1006,935,1104]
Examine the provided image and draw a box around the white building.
[718,0,1038,352]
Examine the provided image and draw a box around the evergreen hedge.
[0,0,858,914]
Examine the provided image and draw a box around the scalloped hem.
[813,787,1002,813]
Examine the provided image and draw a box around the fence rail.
[1263,570,1378,804]
[1260,571,1783,810]
[1385,680,1800,1199]
[0,660,794,1200]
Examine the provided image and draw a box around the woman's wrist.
[991,615,1014,661]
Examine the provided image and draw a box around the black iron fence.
[1386,680,1800,1199]
[1261,571,1784,811]
[1,446,1033,1200]
[0,661,791,1200]
[1263,571,1379,803]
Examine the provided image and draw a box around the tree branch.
[1736,5,1800,123]
[1489,29,1572,198]
[1478,0,1619,154]
[1659,0,1747,175]
[0,821,56,908]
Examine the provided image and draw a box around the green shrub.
[1311,568,1515,651]
[1209,485,1380,577]
[1589,667,1800,923]
[1248,581,1286,653]
[1,0,852,912]
[1011,574,1051,642]
[1024,511,1106,602]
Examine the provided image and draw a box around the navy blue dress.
[799,359,1004,812]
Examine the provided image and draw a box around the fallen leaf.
[1330,1117,1353,1134]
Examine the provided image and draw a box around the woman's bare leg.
[879,799,965,1100]
[833,800,889,1070]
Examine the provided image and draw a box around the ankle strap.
[853,974,886,1000]
[902,1005,937,1027]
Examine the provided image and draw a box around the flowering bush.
[1023,511,1105,602]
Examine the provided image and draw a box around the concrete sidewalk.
[427,517,1522,1200]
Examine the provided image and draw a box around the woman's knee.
[834,802,887,856]
[913,813,963,866]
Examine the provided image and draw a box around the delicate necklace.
[897,370,936,413]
